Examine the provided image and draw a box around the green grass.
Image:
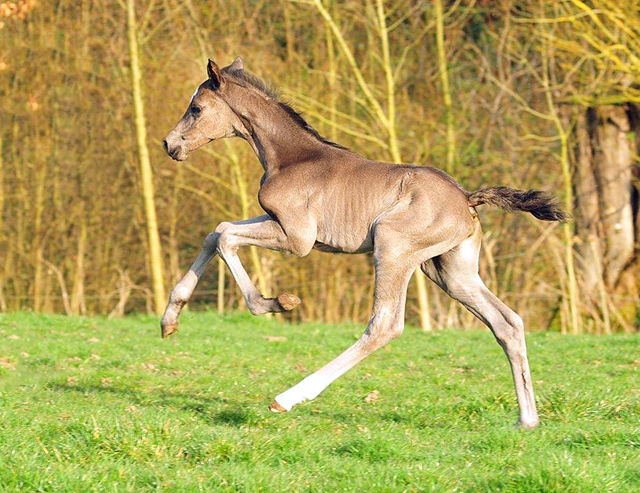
[0,311,639,492]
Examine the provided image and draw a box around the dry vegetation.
[0,0,639,333]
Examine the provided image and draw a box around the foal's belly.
[313,238,373,254]
[313,222,374,254]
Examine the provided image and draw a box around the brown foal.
[161,58,566,428]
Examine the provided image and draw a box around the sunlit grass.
[0,312,639,492]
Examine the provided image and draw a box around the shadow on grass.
[50,383,257,426]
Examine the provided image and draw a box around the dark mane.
[224,68,280,99]
[223,68,348,150]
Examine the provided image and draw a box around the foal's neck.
[233,92,336,173]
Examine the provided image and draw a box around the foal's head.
[163,58,245,161]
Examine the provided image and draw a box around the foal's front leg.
[214,215,312,315]
[161,215,309,338]
[161,239,218,338]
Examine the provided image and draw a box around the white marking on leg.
[275,374,329,410]
[173,270,198,301]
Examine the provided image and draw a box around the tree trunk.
[0,138,5,312]
[126,0,166,314]
[32,164,47,312]
[572,109,602,300]
[570,104,639,328]
[590,106,635,287]
[70,218,87,315]
[434,0,456,174]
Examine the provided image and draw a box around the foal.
[162,58,566,428]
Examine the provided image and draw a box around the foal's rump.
[392,167,567,263]
[411,165,567,223]
[371,166,476,254]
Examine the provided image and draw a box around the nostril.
[162,140,169,152]
[180,135,186,141]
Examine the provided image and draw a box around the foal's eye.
[191,105,202,116]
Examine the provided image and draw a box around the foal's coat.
[162,58,566,428]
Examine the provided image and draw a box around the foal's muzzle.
[163,138,187,161]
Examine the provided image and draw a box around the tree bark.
[572,109,602,300]
[590,106,635,287]
[571,104,639,325]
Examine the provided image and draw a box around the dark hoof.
[161,322,179,339]
[269,400,288,413]
[277,293,301,311]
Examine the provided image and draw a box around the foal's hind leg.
[270,241,419,411]
[268,231,457,412]
[422,228,540,428]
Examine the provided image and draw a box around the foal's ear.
[227,56,244,72]
[207,59,223,89]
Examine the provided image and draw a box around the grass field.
[0,311,639,492]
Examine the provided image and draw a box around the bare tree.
[126,0,166,314]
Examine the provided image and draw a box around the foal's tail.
[466,186,568,222]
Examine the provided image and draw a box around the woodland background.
[1,0,639,334]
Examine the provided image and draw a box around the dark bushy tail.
[466,186,568,222]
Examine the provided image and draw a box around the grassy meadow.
[0,311,639,492]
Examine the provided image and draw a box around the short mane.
[223,68,348,150]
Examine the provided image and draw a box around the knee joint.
[216,233,235,255]
[203,231,219,250]
[215,221,231,235]
[207,222,235,253]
